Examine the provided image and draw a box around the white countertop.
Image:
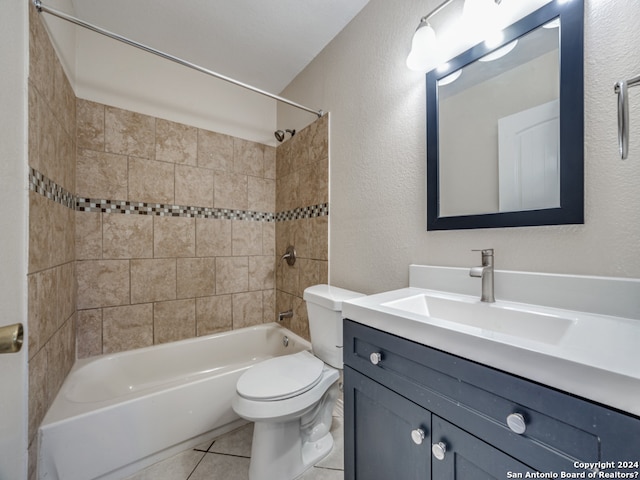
[342,267,640,417]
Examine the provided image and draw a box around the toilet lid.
[237,351,324,401]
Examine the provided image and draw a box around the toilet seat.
[237,351,324,401]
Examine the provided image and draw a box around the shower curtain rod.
[33,0,324,118]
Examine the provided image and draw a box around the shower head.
[274,129,296,143]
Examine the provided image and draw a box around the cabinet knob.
[431,441,447,461]
[369,352,382,365]
[410,428,425,445]
[506,413,527,434]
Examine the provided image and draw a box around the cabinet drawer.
[344,319,640,472]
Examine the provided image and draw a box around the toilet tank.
[303,284,365,369]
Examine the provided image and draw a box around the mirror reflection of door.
[498,99,560,212]
[437,21,559,217]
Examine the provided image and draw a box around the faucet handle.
[471,248,494,255]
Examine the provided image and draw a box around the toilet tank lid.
[303,284,365,311]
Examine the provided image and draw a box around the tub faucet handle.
[279,245,296,266]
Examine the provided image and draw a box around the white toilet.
[232,284,364,480]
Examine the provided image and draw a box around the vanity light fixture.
[406,0,505,72]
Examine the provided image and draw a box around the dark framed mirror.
[426,0,584,230]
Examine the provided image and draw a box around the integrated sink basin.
[381,292,576,344]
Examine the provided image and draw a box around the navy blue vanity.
[343,319,640,479]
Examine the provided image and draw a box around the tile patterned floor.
[124,403,344,480]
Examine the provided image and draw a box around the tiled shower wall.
[276,115,329,340]
[74,100,278,357]
[27,6,77,477]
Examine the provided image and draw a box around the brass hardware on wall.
[0,323,24,354]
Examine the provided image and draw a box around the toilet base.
[246,381,339,480]
[248,421,334,480]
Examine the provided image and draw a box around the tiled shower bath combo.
[27,5,329,477]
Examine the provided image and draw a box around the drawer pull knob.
[507,413,527,434]
[410,428,425,445]
[431,441,447,460]
[369,352,382,365]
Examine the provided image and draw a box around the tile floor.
[124,401,344,480]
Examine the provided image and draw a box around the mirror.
[426,0,584,230]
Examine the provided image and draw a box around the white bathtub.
[38,323,310,480]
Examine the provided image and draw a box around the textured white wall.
[279,0,640,294]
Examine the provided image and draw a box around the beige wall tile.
[77,260,130,309]
[196,218,231,257]
[214,172,247,210]
[232,291,263,329]
[103,304,153,353]
[50,201,74,267]
[216,257,248,294]
[155,118,197,165]
[105,106,155,158]
[76,149,128,200]
[29,191,52,273]
[154,216,195,258]
[154,299,196,344]
[232,221,262,256]
[262,222,275,257]
[27,269,57,358]
[56,261,76,327]
[128,157,174,204]
[28,85,39,170]
[28,348,47,445]
[36,98,60,185]
[309,114,329,164]
[76,99,105,151]
[310,215,329,261]
[298,258,321,297]
[130,258,176,304]
[198,129,233,171]
[57,128,75,193]
[234,138,263,177]
[279,260,299,295]
[263,290,275,323]
[264,146,276,180]
[249,256,275,291]
[76,210,101,259]
[290,128,311,172]
[103,213,153,259]
[177,257,215,298]
[175,165,214,208]
[77,309,102,359]
[29,12,55,106]
[196,295,232,336]
[291,296,310,340]
[45,315,75,406]
[248,177,275,213]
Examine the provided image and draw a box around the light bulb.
[406,21,438,72]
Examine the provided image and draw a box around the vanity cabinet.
[343,319,640,480]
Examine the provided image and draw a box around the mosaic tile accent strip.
[29,168,75,209]
[275,203,329,221]
[30,168,328,222]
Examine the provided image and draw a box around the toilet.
[232,284,364,480]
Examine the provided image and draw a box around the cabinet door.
[431,415,533,480]
[344,367,431,480]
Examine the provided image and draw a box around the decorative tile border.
[29,168,328,222]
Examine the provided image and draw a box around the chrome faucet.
[469,249,495,303]
[278,310,293,322]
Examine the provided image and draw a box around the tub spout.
[278,310,293,322]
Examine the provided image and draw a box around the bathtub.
[38,323,310,480]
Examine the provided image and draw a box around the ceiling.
[69,0,370,94]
